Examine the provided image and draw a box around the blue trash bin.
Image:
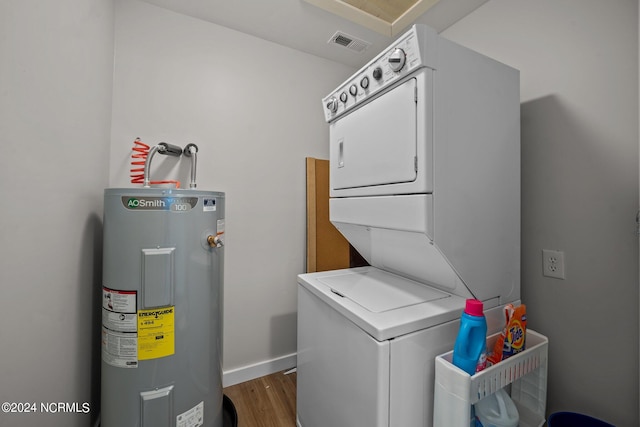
[548,412,615,427]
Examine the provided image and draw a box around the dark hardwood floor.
[224,370,297,427]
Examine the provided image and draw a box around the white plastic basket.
[433,329,548,427]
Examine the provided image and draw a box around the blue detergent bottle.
[452,299,487,376]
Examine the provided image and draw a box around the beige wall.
[109,0,354,385]
[444,1,639,425]
[0,1,114,426]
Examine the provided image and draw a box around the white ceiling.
[137,0,488,69]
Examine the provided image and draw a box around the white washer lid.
[298,266,467,341]
[318,268,448,312]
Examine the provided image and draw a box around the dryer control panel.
[322,24,437,122]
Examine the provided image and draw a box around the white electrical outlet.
[542,249,565,279]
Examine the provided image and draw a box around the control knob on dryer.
[388,48,406,72]
[372,67,383,81]
[326,97,338,113]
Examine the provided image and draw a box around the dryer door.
[330,78,417,193]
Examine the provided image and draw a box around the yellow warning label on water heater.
[137,306,175,360]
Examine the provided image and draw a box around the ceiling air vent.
[328,31,371,53]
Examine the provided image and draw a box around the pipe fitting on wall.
[183,143,199,189]
[143,142,183,188]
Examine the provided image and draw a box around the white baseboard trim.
[222,352,297,388]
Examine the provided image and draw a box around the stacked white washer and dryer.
[297,25,520,427]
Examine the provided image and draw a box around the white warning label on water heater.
[102,287,138,368]
[177,401,204,427]
[102,310,137,332]
[103,287,136,313]
[101,328,138,368]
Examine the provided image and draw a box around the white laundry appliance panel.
[299,267,467,341]
[297,281,390,427]
[330,77,421,192]
[330,195,475,300]
[297,268,508,427]
[329,71,433,198]
[324,24,520,304]
[298,23,520,427]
